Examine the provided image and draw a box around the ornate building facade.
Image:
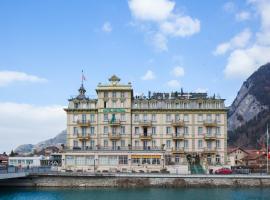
[61,75,228,173]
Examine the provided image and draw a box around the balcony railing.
[108,133,121,140]
[204,147,217,154]
[172,133,184,140]
[109,119,121,126]
[139,133,152,140]
[77,120,91,126]
[67,146,163,152]
[204,134,217,140]
[172,147,185,154]
[77,133,91,140]
[171,119,185,127]
[203,120,218,127]
[138,120,152,127]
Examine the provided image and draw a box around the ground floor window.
[119,155,128,165]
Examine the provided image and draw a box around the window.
[166,114,171,122]
[152,127,156,135]
[166,140,171,148]
[198,127,203,135]
[90,127,95,135]
[198,114,203,122]
[104,92,108,98]
[166,127,171,134]
[152,158,160,165]
[112,92,116,98]
[74,103,79,109]
[73,140,78,147]
[184,140,189,149]
[198,140,203,149]
[151,114,156,121]
[184,127,189,135]
[166,103,171,109]
[121,126,125,134]
[90,140,95,148]
[119,155,128,165]
[135,127,139,134]
[216,140,220,149]
[216,127,221,135]
[132,158,140,164]
[135,140,139,147]
[135,114,139,122]
[73,127,78,135]
[121,113,126,121]
[152,140,156,148]
[121,101,125,108]
[104,126,108,134]
[104,140,108,147]
[121,92,125,98]
[216,155,220,164]
[104,101,107,108]
[216,114,220,122]
[112,127,117,134]
[207,127,212,135]
[90,114,95,122]
[82,127,87,135]
[121,140,125,147]
[82,114,86,122]
[184,114,189,122]
[207,114,212,121]
[175,114,180,121]
[104,114,108,121]
[73,114,78,122]
[143,114,147,121]
[112,101,116,108]
[175,103,180,109]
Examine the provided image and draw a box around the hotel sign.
[103,108,125,113]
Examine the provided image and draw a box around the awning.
[131,155,161,159]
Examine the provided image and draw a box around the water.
[1,188,270,200]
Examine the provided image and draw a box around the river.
[1,188,270,200]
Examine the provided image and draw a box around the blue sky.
[1,0,270,152]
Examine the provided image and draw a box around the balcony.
[139,133,152,140]
[109,133,121,140]
[77,120,91,126]
[203,120,218,127]
[109,119,121,126]
[138,120,152,127]
[172,147,185,154]
[172,133,184,140]
[77,133,91,140]
[204,147,217,154]
[204,134,217,140]
[171,119,185,127]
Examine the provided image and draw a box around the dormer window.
[74,103,79,109]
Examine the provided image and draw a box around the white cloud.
[0,102,66,152]
[213,29,252,55]
[128,0,175,21]
[221,0,270,78]
[223,2,236,13]
[141,70,156,80]
[152,33,168,51]
[167,79,180,88]
[0,71,47,87]
[160,15,200,37]
[235,11,251,21]
[128,0,200,51]
[102,22,112,33]
[171,66,185,77]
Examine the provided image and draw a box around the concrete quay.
[1,173,270,187]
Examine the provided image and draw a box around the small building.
[227,147,249,166]
[0,153,8,167]
[8,156,44,168]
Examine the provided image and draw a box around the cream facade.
[61,75,228,173]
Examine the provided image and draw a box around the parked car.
[215,168,232,174]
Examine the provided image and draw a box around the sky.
[1,0,270,153]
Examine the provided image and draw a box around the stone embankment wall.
[1,174,270,187]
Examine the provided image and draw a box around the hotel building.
[61,75,228,173]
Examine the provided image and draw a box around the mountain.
[228,63,270,148]
[14,130,67,154]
